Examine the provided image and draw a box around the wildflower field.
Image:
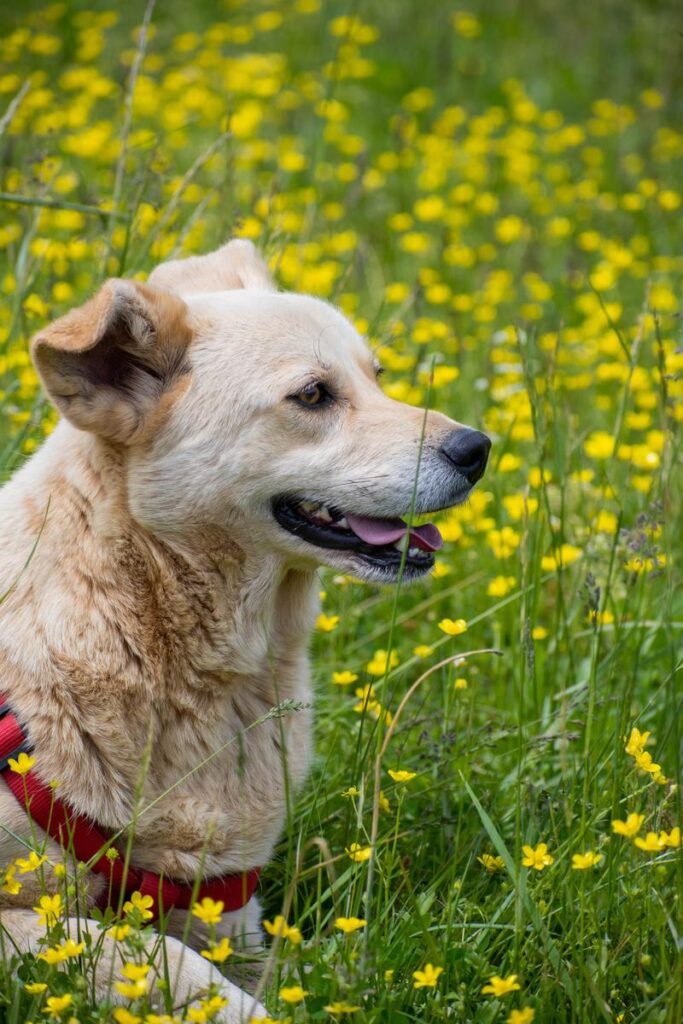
[0,0,682,1022]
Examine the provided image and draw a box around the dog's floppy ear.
[148,238,276,295]
[31,278,191,444]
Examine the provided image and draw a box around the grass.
[0,1,681,1022]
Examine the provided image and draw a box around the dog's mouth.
[272,496,443,575]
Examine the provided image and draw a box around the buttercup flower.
[191,897,224,925]
[482,974,521,996]
[39,938,85,964]
[521,843,554,871]
[279,984,307,1003]
[612,813,645,837]
[387,769,417,783]
[200,936,233,962]
[346,843,372,862]
[24,982,48,994]
[15,851,47,874]
[44,993,73,1017]
[8,751,36,775]
[571,851,603,870]
[412,963,443,988]
[508,1010,535,1024]
[478,853,505,873]
[634,832,665,853]
[438,618,468,636]
[334,916,367,933]
[122,891,155,920]
[263,915,302,944]
[332,670,358,684]
[33,893,63,928]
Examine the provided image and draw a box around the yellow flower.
[191,897,224,925]
[324,1002,361,1014]
[186,995,229,1022]
[33,893,63,928]
[498,453,522,472]
[317,613,340,632]
[659,827,680,848]
[111,967,150,1006]
[495,215,525,244]
[123,891,154,920]
[478,853,505,874]
[611,813,645,837]
[583,431,616,459]
[263,915,302,944]
[413,644,434,658]
[2,864,22,895]
[634,831,665,853]
[481,974,521,997]
[332,671,358,685]
[279,984,308,1003]
[412,963,443,988]
[24,982,48,994]
[108,923,131,941]
[521,843,554,871]
[113,1011,142,1024]
[487,575,517,597]
[502,495,538,521]
[15,851,47,874]
[508,1010,535,1024]
[334,916,367,934]
[540,544,582,571]
[200,936,233,962]
[634,750,662,776]
[366,649,399,676]
[341,786,360,798]
[438,618,468,636]
[346,843,372,863]
[625,727,650,756]
[44,993,72,1017]
[379,790,391,813]
[39,938,85,964]
[8,751,36,776]
[571,851,603,870]
[387,769,417,783]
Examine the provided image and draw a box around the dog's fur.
[0,241,478,1020]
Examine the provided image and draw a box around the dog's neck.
[7,422,318,684]
[0,422,318,826]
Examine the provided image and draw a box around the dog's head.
[31,241,490,582]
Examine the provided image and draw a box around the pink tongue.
[345,513,443,552]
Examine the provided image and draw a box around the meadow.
[0,1,681,1022]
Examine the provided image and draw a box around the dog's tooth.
[317,506,333,522]
[337,516,349,529]
[300,501,319,514]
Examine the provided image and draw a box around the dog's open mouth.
[273,496,443,574]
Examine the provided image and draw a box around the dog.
[0,240,490,1021]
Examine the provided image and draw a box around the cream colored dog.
[0,241,490,1020]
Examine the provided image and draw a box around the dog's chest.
[126,663,313,876]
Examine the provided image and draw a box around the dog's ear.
[148,238,276,295]
[31,278,191,443]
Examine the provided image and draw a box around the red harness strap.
[0,694,260,920]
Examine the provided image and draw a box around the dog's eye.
[292,382,331,407]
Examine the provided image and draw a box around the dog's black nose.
[440,428,491,484]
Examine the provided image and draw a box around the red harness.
[0,694,260,921]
